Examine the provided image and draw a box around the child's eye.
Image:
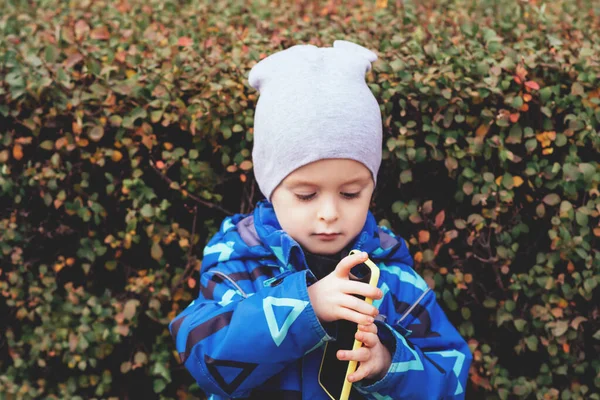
[296,193,316,201]
[341,192,360,199]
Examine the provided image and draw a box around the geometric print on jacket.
[170,200,472,399]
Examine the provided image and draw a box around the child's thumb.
[334,251,368,278]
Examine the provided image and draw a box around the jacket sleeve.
[169,262,331,398]
[355,261,472,399]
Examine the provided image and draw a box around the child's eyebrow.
[286,179,318,188]
[341,176,371,186]
[287,177,369,187]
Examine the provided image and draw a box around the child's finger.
[355,331,379,348]
[334,251,368,278]
[337,307,375,326]
[337,347,370,363]
[342,280,382,300]
[357,323,378,334]
[347,362,373,383]
[339,294,379,317]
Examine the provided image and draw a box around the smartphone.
[318,250,380,400]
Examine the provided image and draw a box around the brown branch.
[170,205,199,294]
[472,253,499,264]
[149,159,233,215]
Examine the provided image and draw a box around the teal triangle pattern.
[262,296,308,347]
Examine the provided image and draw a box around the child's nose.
[317,198,339,222]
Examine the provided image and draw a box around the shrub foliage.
[1,0,599,398]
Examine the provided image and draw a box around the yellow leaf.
[126,69,136,78]
[542,147,554,155]
[495,176,503,186]
[112,150,123,162]
[513,176,524,187]
[179,238,189,248]
[414,252,423,263]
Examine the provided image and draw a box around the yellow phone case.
[318,250,381,400]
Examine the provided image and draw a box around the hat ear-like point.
[333,40,378,63]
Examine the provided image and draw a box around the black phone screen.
[319,262,372,399]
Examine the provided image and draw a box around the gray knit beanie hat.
[248,40,382,200]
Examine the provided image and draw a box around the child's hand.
[307,251,382,325]
[338,323,392,382]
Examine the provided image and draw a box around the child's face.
[270,159,374,255]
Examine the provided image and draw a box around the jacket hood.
[201,200,413,275]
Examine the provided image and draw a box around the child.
[170,40,472,399]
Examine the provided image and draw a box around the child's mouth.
[314,233,340,241]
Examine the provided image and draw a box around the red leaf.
[74,20,90,41]
[90,26,110,40]
[435,210,446,228]
[524,81,540,90]
[177,37,193,46]
[64,52,84,69]
[515,64,528,81]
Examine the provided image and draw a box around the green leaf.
[400,169,412,184]
[140,204,154,218]
[579,163,596,181]
[483,298,497,308]
[525,335,538,351]
[40,140,54,150]
[507,123,522,144]
[221,126,232,139]
[496,310,512,326]
[151,242,163,261]
[505,300,515,312]
[584,277,597,293]
[124,299,139,320]
[575,210,588,226]
[514,319,527,332]
[539,87,552,103]
[153,379,166,393]
[571,82,584,96]
[543,194,560,206]
[152,362,172,381]
[552,320,569,337]
[88,126,104,142]
[134,352,148,365]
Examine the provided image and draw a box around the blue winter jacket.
[170,200,472,399]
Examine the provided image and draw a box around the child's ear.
[333,40,378,70]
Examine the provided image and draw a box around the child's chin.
[303,240,346,256]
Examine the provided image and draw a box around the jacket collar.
[251,200,386,272]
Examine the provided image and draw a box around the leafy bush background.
[1,0,599,398]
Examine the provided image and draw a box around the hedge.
[1,0,599,399]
